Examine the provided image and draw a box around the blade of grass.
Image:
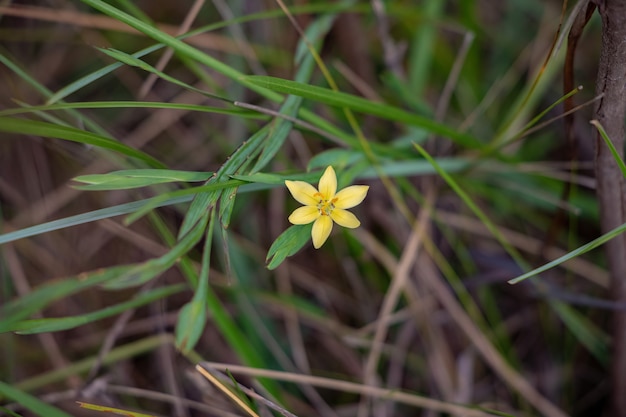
[245,75,483,149]
[96,47,232,103]
[3,284,185,334]
[176,208,215,353]
[0,381,72,417]
[1,265,141,322]
[0,101,262,118]
[15,335,173,393]
[508,220,626,284]
[407,0,443,95]
[79,0,279,99]
[0,117,164,168]
[592,119,626,178]
[73,169,213,190]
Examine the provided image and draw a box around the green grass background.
[0,1,612,416]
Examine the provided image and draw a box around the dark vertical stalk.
[592,1,626,415]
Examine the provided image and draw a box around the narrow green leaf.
[176,208,214,354]
[100,259,170,291]
[5,285,185,334]
[0,117,164,168]
[80,0,278,99]
[73,169,213,190]
[219,188,238,229]
[0,101,261,118]
[175,299,207,354]
[508,220,626,284]
[245,75,483,149]
[178,126,269,238]
[1,265,137,323]
[97,48,231,103]
[0,196,192,246]
[250,96,301,173]
[103,213,209,289]
[0,381,72,417]
[266,223,313,270]
[407,0,443,94]
[591,119,626,179]
[230,173,287,185]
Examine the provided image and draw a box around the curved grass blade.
[97,47,231,103]
[103,212,208,289]
[73,169,213,190]
[592,119,626,179]
[80,0,278,100]
[3,285,185,334]
[0,117,164,168]
[0,196,191,246]
[0,381,72,417]
[0,101,262,118]
[1,265,137,323]
[176,209,215,353]
[0,52,112,137]
[16,335,171,393]
[508,220,626,284]
[245,75,483,150]
[177,127,269,239]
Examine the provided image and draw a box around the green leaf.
[178,126,269,239]
[0,195,193,245]
[103,213,208,289]
[219,187,238,229]
[97,48,230,102]
[266,223,313,270]
[244,75,483,150]
[508,220,626,284]
[4,285,185,334]
[175,210,215,354]
[0,380,72,417]
[0,101,260,118]
[175,299,207,354]
[80,0,278,99]
[73,169,213,190]
[591,119,626,179]
[0,116,164,168]
[230,172,287,185]
[1,265,137,323]
[251,97,302,174]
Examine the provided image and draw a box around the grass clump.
[0,2,612,417]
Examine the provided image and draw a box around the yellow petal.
[312,215,333,248]
[288,206,319,225]
[318,166,337,199]
[285,180,319,206]
[334,185,369,209]
[331,208,360,228]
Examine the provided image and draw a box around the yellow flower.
[285,166,369,249]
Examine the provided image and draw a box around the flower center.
[315,193,337,216]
